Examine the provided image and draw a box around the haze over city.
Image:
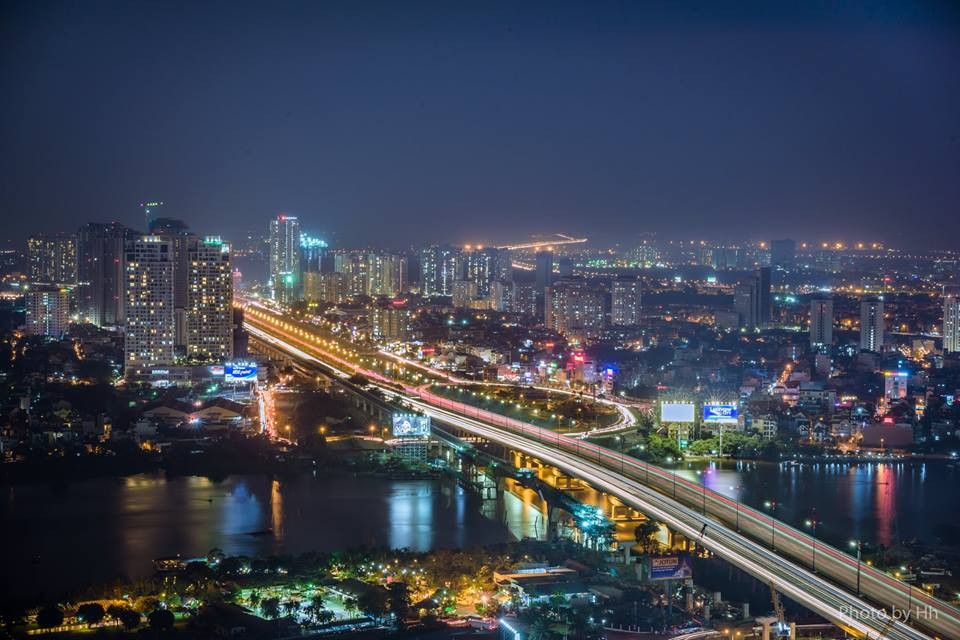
[3,1,960,248]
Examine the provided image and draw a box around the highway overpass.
[242,306,959,640]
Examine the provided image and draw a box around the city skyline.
[2,1,960,248]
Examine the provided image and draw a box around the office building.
[420,245,461,297]
[770,239,796,270]
[945,285,960,353]
[27,234,77,285]
[24,286,70,337]
[124,236,175,375]
[860,298,884,352]
[810,298,833,348]
[534,250,554,298]
[545,279,605,341]
[611,278,642,326]
[754,267,771,326]
[269,214,301,304]
[733,283,757,330]
[186,236,233,362]
[77,222,129,327]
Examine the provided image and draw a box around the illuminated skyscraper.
[77,222,129,326]
[148,218,193,347]
[27,234,77,285]
[611,277,642,326]
[535,250,554,298]
[420,245,461,297]
[269,214,301,304]
[809,298,833,348]
[860,297,884,352]
[140,200,165,232]
[186,237,233,361]
[754,267,771,326]
[366,253,406,297]
[124,236,175,376]
[944,285,960,353]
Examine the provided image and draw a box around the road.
[243,306,960,640]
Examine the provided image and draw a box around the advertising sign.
[392,413,431,437]
[660,403,695,423]
[225,361,258,383]
[649,554,693,581]
[702,403,739,424]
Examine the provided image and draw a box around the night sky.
[2,1,959,249]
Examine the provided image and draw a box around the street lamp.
[728,485,742,532]
[804,510,820,573]
[763,501,778,550]
[696,469,709,515]
[615,435,625,474]
[849,540,863,595]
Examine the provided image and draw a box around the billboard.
[660,403,695,423]
[703,403,739,424]
[649,554,693,581]
[224,360,258,383]
[392,413,431,437]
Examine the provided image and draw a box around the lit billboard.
[224,360,258,383]
[660,403,695,423]
[702,403,739,424]
[392,413,431,437]
[649,554,693,581]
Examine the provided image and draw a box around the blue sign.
[225,361,258,383]
[649,554,693,581]
[703,403,738,424]
[392,413,431,437]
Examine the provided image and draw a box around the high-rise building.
[488,280,510,312]
[770,239,796,271]
[611,278,642,326]
[810,298,834,348]
[535,251,554,299]
[733,283,757,330]
[269,214,301,304]
[366,253,406,297]
[452,280,478,308]
[148,218,194,347]
[27,234,77,285]
[860,297,884,352]
[140,200,165,232]
[124,236,175,375]
[511,283,536,316]
[77,222,129,326]
[186,236,233,362]
[944,285,960,353]
[24,286,70,337]
[304,272,347,304]
[754,267,771,326]
[371,299,411,342]
[299,234,327,274]
[420,245,461,297]
[545,279,605,341]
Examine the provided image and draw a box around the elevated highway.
[243,306,959,640]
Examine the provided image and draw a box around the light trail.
[244,309,960,640]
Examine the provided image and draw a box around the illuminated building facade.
[268,214,301,304]
[27,233,77,285]
[944,285,960,353]
[809,298,833,348]
[186,236,233,361]
[860,297,884,353]
[24,286,70,337]
[77,222,129,326]
[125,236,175,375]
[545,279,605,341]
[611,277,642,326]
[420,245,461,297]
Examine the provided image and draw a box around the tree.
[634,519,663,554]
[260,598,281,620]
[281,599,300,618]
[147,609,175,632]
[36,606,64,629]
[76,603,105,624]
[356,589,389,621]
